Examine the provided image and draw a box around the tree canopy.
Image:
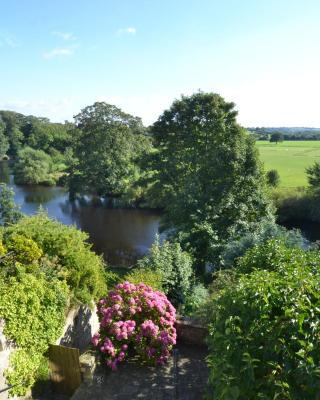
[146,92,273,265]
[68,102,151,198]
[270,132,284,143]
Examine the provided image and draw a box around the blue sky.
[1,0,320,126]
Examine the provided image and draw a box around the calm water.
[0,162,161,265]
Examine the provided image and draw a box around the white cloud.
[52,31,77,41]
[117,27,136,35]
[43,47,74,59]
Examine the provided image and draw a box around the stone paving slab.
[71,344,208,400]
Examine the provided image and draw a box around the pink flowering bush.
[92,281,176,370]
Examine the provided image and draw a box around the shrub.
[92,282,176,370]
[6,234,43,264]
[237,239,320,275]
[3,211,108,303]
[183,282,209,317]
[124,267,163,291]
[207,241,320,399]
[273,187,320,223]
[221,219,308,268]
[0,272,68,396]
[137,238,193,306]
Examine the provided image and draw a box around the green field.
[256,141,320,188]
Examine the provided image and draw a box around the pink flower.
[96,282,176,370]
[91,332,100,347]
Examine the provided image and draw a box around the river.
[0,162,161,266]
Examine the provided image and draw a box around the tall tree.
[147,92,273,266]
[68,102,150,198]
[307,162,320,194]
[270,132,284,144]
[0,119,9,158]
[0,111,24,156]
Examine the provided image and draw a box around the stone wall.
[175,319,208,347]
[57,305,99,352]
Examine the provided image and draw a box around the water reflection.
[0,161,160,265]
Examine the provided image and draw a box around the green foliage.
[3,211,108,304]
[6,234,43,264]
[0,183,22,226]
[137,238,193,306]
[0,119,9,158]
[221,219,308,268]
[307,161,320,193]
[68,102,151,198]
[274,187,320,223]
[0,272,68,396]
[27,120,72,153]
[207,241,320,399]
[14,146,55,185]
[266,169,280,187]
[236,239,319,275]
[270,132,284,143]
[124,267,163,291]
[183,282,209,317]
[5,350,45,397]
[0,209,111,395]
[146,92,272,267]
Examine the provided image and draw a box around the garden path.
[71,344,208,400]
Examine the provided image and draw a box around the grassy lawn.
[256,141,320,188]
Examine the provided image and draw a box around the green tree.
[146,92,272,267]
[270,132,284,143]
[14,147,53,185]
[27,120,72,153]
[266,169,280,187]
[68,102,150,198]
[306,161,320,193]
[0,119,9,158]
[0,183,22,225]
[0,111,25,155]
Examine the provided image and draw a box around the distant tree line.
[0,110,73,185]
[248,127,320,141]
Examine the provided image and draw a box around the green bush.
[273,187,320,223]
[14,147,55,185]
[0,272,68,396]
[125,267,163,291]
[6,234,43,264]
[207,241,320,399]
[136,238,193,306]
[221,219,307,268]
[237,239,320,275]
[183,282,208,317]
[3,211,108,303]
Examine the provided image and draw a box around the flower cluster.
[92,281,176,370]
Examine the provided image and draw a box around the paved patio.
[71,344,208,400]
